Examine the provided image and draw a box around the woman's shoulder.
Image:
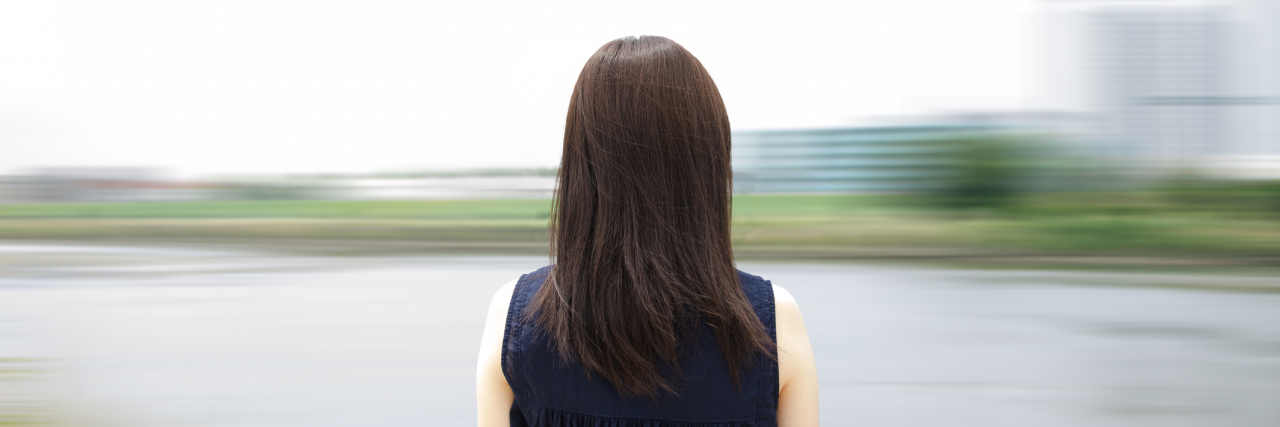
[487,266,552,311]
[772,284,806,360]
[769,281,819,426]
[482,277,519,349]
[772,283,799,313]
[489,278,518,315]
[490,269,801,332]
[476,276,521,426]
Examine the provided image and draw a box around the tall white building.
[1042,0,1280,177]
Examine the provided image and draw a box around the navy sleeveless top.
[502,266,779,427]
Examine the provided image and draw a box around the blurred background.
[1,0,1277,426]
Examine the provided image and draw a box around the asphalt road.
[1,243,1277,426]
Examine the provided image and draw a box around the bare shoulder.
[490,279,518,311]
[480,277,519,362]
[771,283,806,349]
[772,283,802,321]
[481,278,519,352]
[772,284,805,356]
[772,283,797,305]
[771,283,819,426]
[771,283,812,386]
[484,279,519,331]
[477,277,520,427]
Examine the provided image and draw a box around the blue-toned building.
[731,123,1008,194]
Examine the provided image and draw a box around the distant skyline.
[2,0,1036,177]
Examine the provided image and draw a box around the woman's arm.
[774,284,819,427]
[476,279,518,427]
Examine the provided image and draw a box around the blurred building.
[731,122,1019,194]
[332,176,556,200]
[0,168,558,203]
[0,168,221,203]
[1048,0,1280,178]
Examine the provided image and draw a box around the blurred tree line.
[914,132,1279,217]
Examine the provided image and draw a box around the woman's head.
[559,35,733,228]
[531,35,772,398]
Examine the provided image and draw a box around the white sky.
[0,0,1036,177]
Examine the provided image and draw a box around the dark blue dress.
[502,266,779,427]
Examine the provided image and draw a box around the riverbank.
[1,195,1275,268]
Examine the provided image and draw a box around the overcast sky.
[1,0,1037,177]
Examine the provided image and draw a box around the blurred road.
[1,243,1277,426]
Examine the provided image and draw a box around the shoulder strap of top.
[739,270,779,426]
[502,265,551,397]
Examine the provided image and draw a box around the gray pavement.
[0,243,1277,426]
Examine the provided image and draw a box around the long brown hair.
[529,35,774,398]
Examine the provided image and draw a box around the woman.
[476,36,818,427]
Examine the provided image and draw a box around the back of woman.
[503,266,777,426]
[476,35,818,427]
